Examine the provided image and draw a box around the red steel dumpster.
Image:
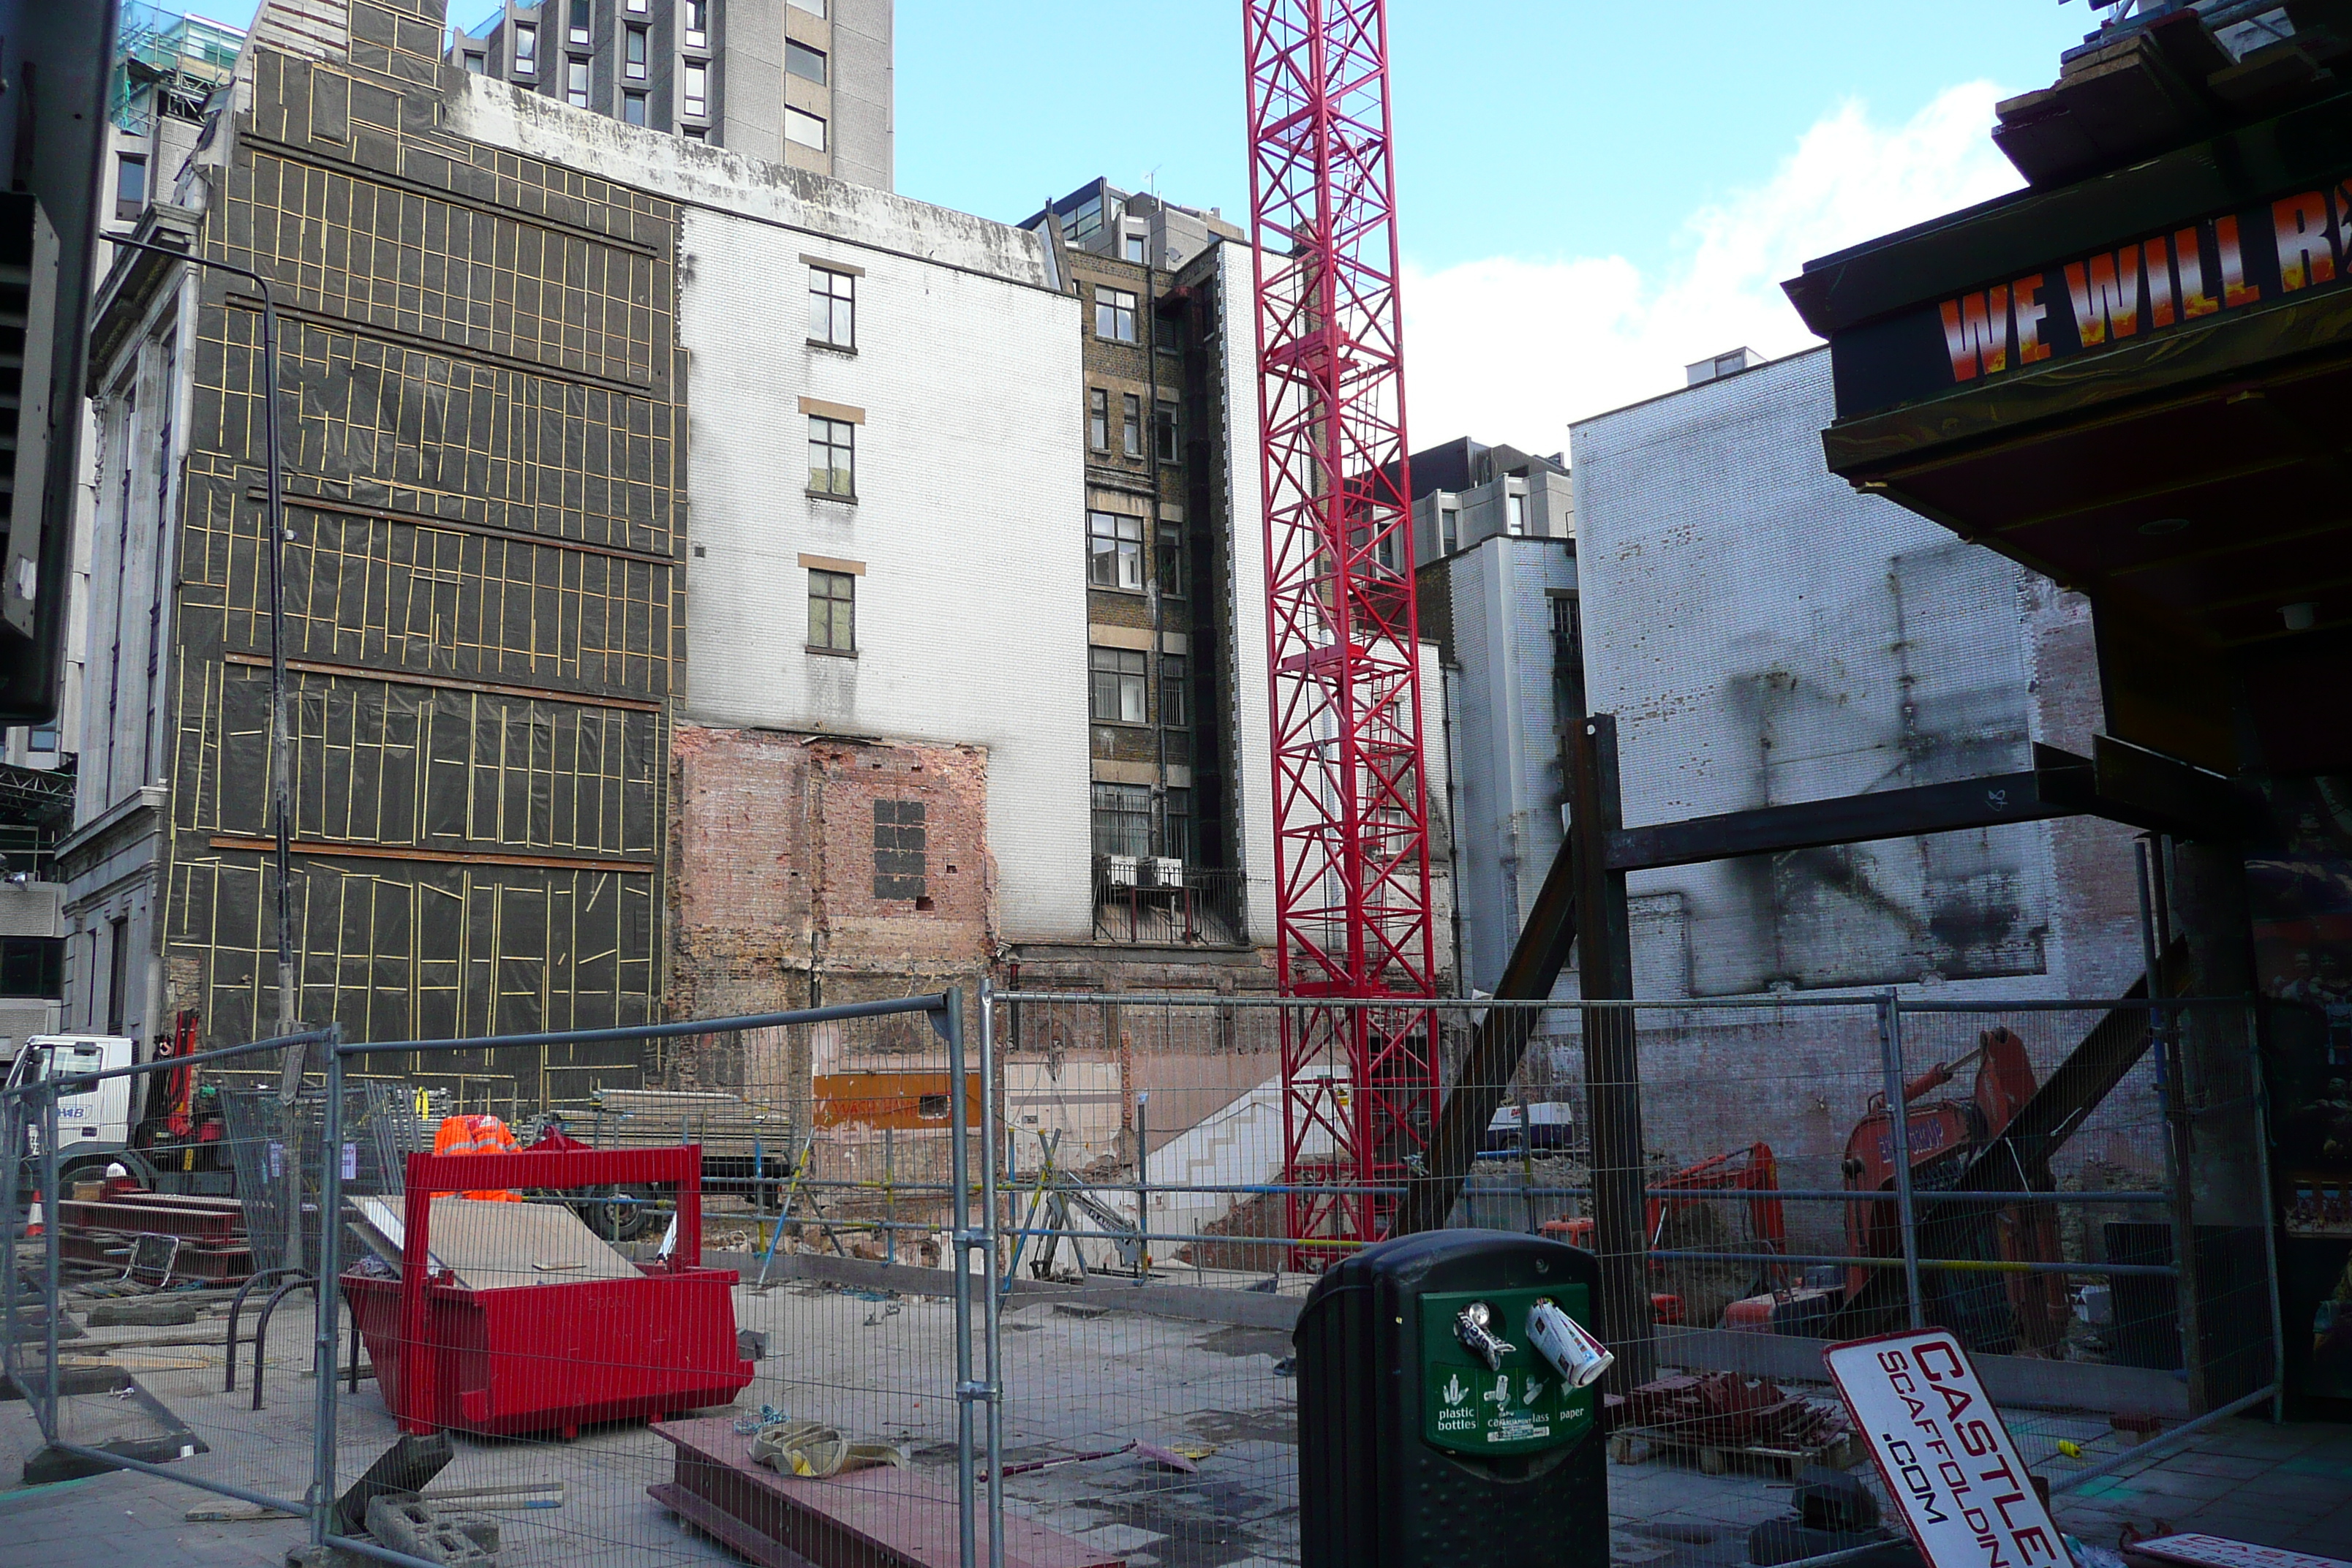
[343,1145,755,1438]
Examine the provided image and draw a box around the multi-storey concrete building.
[1409,436,1573,569]
[449,0,891,186]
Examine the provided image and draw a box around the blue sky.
[194,1,2103,442]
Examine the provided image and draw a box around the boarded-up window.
[873,799,927,900]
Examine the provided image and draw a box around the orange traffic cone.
[20,1188,41,1238]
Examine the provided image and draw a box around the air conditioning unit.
[1104,855,1140,887]
[1145,857,1185,888]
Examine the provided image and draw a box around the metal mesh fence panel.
[979,990,2276,1568]
[0,988,2280,1568]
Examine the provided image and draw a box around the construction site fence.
[971,986,2284,1568]
[0,985,2287,1568]
[0,992,1003,1568]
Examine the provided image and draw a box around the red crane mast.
[1242,0,1439,1256]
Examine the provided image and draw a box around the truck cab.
[4,1036,139,1176]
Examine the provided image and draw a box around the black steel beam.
[1605,755,2095,873]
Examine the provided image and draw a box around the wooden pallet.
[1607,1423,1858,1479]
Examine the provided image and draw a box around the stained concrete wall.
[1568,346,2144,1004]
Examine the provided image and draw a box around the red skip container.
[342,1145,755,1439]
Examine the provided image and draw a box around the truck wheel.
[578,1185,654,1242]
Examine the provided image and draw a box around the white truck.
[4,1035,146,1184]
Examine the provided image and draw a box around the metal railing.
[1090,862,1248,946]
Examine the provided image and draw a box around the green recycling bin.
[1294,1229,1610,1568]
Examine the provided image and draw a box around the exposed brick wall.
[669,721,993,1032]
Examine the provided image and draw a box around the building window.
[1376,527,1397,572]
[809,266,855,347]
[785,39,827,84]
[568,0,589,44]
[512,20,536,70]
[785,107,827,151]
[1439,505,1458,555]
[114,153,148,220]
[1121,393,1142,458]
[625,24,647,78]
[1091,647,1148,725]
[26,725,56,753]
[462,50,486,72]
[1092,783,1150,858]
[1088,389,1109,451]
[1156,312,1182,355]
[788,0,826,13]
[1088,510,1142,591]
[683,0,708,45]
[106,916,130,1036]
[625,0,647,11]
[1507,492,1526,535]
[622,89,647,124]
[873,799,927,900]
[807,569,856,652]
[1164,786,1194,862]
[1123,232,1147,264]
[808,415,855,497]
[683,124,706,140]
[1161,654,1188,729]
[683,60,707,116]
[566,57,590,107]
[1095,286,1137,342]
[1154,397,1180,463]
[1157,523,1184,597]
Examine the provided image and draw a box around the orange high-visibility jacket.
[431,1114,523,1202]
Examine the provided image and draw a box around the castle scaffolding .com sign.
[1824,1331,2072,1568]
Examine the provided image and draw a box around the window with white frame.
[622,89,647,124]
[785,39,826,84]
[683,0,708,45]
[1088,389,1109,451]
[1090,648,1147,725]
[809,266,854,347]
[512,21,536,71]
[682,61,707,116]
[566,57,589,107]
[568,0,589,44]
[1094,287,1137,342]
[625,24,647,78]
[1088,510,1142,590]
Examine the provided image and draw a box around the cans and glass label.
[1417,1286,1598,1457]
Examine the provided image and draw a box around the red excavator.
[1543,1142,1788,1323]
[1834,1026,2068,1352]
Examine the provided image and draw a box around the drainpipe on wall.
[1440,661,1471,995]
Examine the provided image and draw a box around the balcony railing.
[1092,859,1249,947]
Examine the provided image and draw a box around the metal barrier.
[976,987,2283,1568]
[0,994,996,1568]
[0,984,2283,1568]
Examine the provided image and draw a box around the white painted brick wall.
[677,206,1093,942]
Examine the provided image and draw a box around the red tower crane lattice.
[1242,0,1439,1259]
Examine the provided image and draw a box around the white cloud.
[1401,83,2029,456]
